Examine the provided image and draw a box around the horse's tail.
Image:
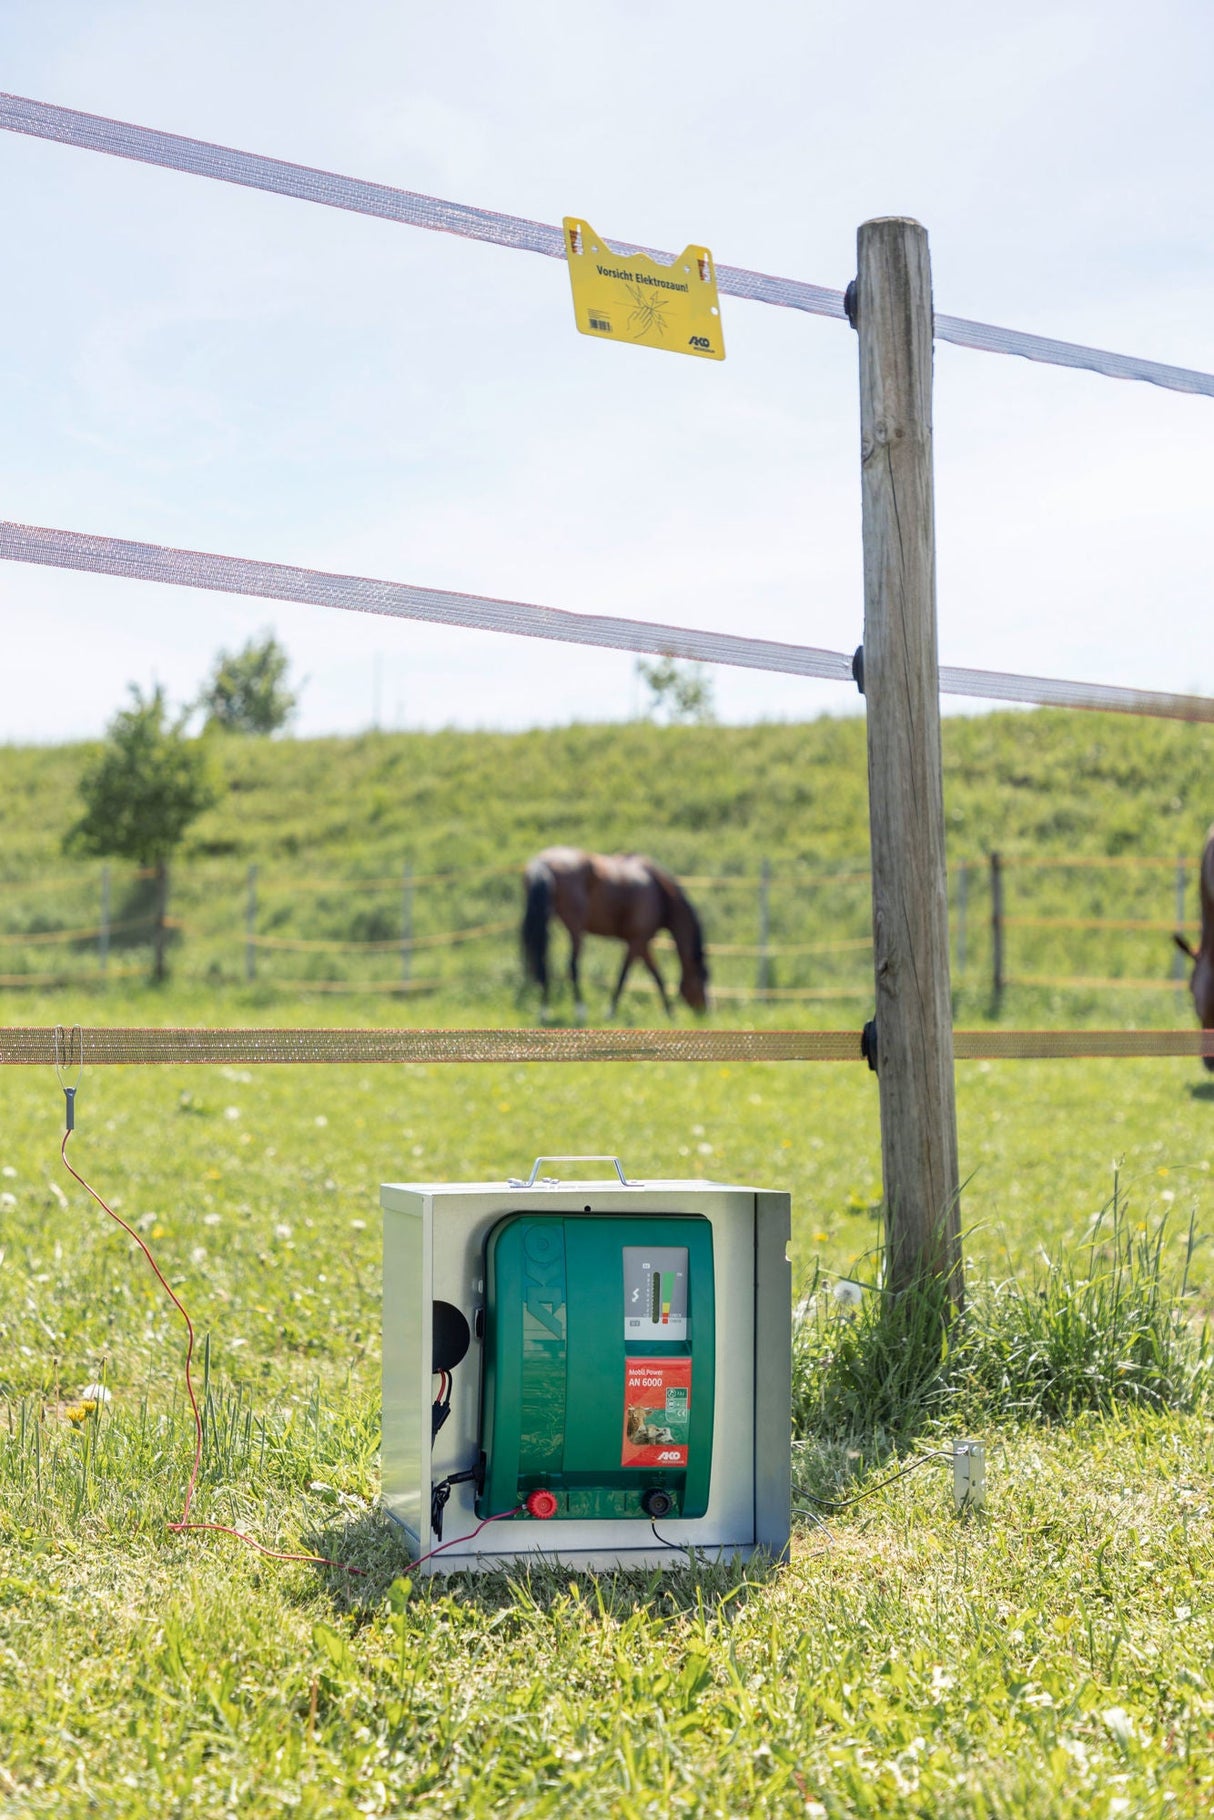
[521,859,553,991]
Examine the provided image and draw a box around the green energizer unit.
[478,1214,715,1522]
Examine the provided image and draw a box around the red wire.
[60,1129,366,1577]
[408,1506,523,1572]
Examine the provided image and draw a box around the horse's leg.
[608,947,636,1019]
[639,945,673,1019]
[569,932,587,1024]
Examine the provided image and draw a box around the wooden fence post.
[99,864,110,976]
[989,852,1004,1007]
[756,858,771,992]
[401,862,414,984]
[854,216,961,1301]
[152,860,169,984]
[245,863,258,983]
[956,862,968,979]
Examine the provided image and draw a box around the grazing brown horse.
[522,847,708,1021]
[1174,824,1214,1072]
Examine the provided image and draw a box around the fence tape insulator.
[1,1026,1212,1066]
[3,520,1214,725]
[4,92,1213,400]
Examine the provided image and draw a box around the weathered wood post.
[956,862,968,979]
[989,851,1005,1007]
[99,864,110,976]
[401,862,414,985]
[152,859,169,984]
[756,858,772,993]
[245,863,258,984]
[852,217,961,1301]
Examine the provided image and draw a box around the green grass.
[1,710,1213,1813]
[0,987,1212,1813]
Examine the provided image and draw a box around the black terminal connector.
[641,1488,675,1519]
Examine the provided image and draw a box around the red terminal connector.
[525,1489,558,1520]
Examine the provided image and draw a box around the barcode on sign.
[588,315,612,332]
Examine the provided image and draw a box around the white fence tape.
[3,519,1212,723]
[0,520,853,685]
[3,93,1212,400]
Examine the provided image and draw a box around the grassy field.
[1,711,1213,1814]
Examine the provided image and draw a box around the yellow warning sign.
[563,219,724,361]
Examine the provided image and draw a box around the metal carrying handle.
[507,1155,642,1189]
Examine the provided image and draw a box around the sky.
[1,0,1212,741]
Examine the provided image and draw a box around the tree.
[67,686,219,981]
[200,631,297,734]
[637,656,716,725]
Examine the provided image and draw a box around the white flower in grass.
[224,1106,241,1121]
[79,1383,112,1403]
[2,1165,16,1177]
[190,1247,207,1265]
[1102,1707,1135,1747]
[832,1279,864,1308]
[315,1115,328,1128]
[350,1219,366,1231]
[274,1222,293,1240]
[203,1212,222,1226]
[0,1192,16,1211]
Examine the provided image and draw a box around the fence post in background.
[1173,860,1186,982]
[245,864,258,984]
[152,861,170,984]
[854,215,961,1303]
[956,862,968,979]
[401,862,414,984]
[989,852,1004,1008]
[756,858,772,992]
[99,864,110,976]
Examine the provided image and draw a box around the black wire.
[650,1521,688,1553]
[796,1450,952,1512]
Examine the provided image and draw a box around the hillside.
[0,710,1209,1013]
[1,708,1210,874]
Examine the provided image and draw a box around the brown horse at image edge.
[521,847,709,1020]
[1174,824,1214,1072]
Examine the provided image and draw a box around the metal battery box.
[381,1161,790,1575]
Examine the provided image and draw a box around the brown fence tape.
[1004,917,1196,933]
[1006,975,1190,993]
[250,917,513,954]
[4,1026,1213,1067]
[0,916,151,947]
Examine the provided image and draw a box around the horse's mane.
[647,862,708,981]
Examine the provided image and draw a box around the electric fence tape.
[3,520,1212,724]
[3,93,1213,401]
[3,1027,1213,1066]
